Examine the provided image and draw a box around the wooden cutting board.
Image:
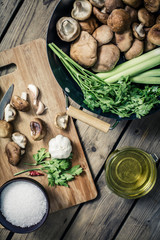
[0,39,97,213]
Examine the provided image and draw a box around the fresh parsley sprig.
[14,148,83,187]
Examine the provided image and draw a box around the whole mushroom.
[93,7,109,24]
[71,0,92,21]
[138,8,155,27]
[144,0,160,13]
[92,25,113,46]
[115,29,133,52]
[132,23,145,40]
[12,95,29,112]
[125,6,138,23]
[89,0,105,8]
[5,142,21,166]
[4,104,16,122]
[107,9,131,33]
[124,39,144,60]
[148,24,160,46]
[0,120,13,138]
[56,17,81,42]
[92,44,120,72]
[122,0,143,9]
[79,17,99,34]
[70,31,97,68]
[104,0,124,13]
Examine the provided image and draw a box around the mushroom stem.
[135,23,145,38]
[76,1,83,11]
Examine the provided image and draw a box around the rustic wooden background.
[0,0,160,240]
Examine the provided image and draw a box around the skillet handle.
[67,106,110,133]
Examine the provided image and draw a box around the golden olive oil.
[105,147,157,199]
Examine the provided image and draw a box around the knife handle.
[67,106,110,133]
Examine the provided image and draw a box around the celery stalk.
[96,48,160,80]
[103,55,160,84]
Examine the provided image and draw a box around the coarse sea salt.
[0,181,47,228]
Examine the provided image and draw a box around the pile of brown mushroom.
[56,0,160,72]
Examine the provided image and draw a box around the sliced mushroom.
[148,24,160,46]
[89,0,105,8]
[125,6,138,23]
[138,8,155,27]
[0,120,13,138]
[107,9,131,33]
[12,95,29,112]
[132,23,145,40]
[115,29,133,52]
[92,25,113,46]
[4,104,17,122]
[55,113,69,130]
[70,31,97,68]
[56,17,81,42]
[104,0,124,13]
[92,44,120,72]
[79,17,99,34]
[5,142,21,166]
[122,0,143,9]
[30,118,47,141]
[93,7,108,24]
[144,0,160,13]
[124,39,144,60]
[12,132,27,149]
[71,0,92,21]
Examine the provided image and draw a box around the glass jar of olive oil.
[105,147,157,199]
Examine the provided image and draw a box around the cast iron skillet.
[46,0,160,121]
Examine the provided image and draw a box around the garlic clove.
[28,84,39,106]
[36,100,47,115]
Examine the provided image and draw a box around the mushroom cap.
[148,24,160,46]
[12,95,29,112]
[122,0,143,9]
[92,25,113,46]
[104,0,124,13]
[89,0,105,8]
[144,38,156,52]
[5,141,21,166]
[144,0,160,13]
[79,17,99,34]
[132,22,145,40]
[70,31,97,68]
[56,17,81,42]
[115,29,133,52]
[93,7,109,24]
[138,8,155,27]
[107,9,131,33]
[4,104,17,122]
[0,120,13,138]
[124,39,144,60]
[92,44,120,72]
[71,0,92,21]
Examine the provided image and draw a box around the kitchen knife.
[0,84,14,120]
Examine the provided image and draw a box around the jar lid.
[105,147,157,199]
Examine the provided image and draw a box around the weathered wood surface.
[0,0,160,240]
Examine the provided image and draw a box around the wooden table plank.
[0,0,23,38]
[63,112,160,240]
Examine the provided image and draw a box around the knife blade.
[0,84,14,120]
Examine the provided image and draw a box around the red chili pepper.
[28,170,44,176]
